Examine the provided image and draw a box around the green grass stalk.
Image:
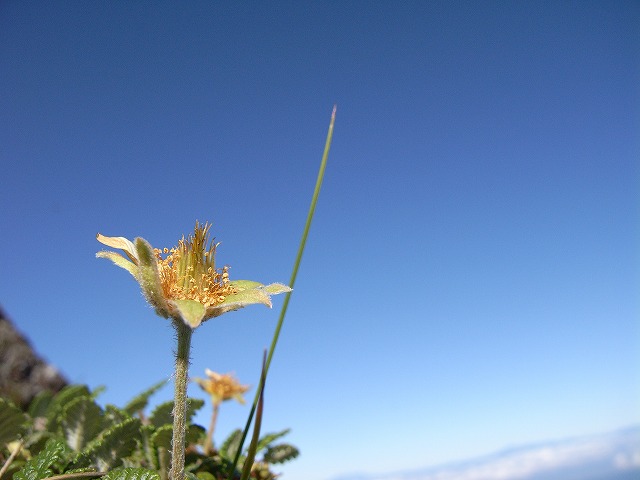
[228,105,337,476]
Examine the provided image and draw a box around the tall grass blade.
[239,353,267,480]
[228,106,337,477]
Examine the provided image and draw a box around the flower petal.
[96,234,139,263]
[262,283,292,295]
[203,288,272,320]
[229,280,265,291]
[171,299,206,328]
[202,282,292,321]
[96,251,138,277]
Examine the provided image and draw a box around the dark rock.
[0,305,68,409]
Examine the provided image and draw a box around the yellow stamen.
[154,222,236,307]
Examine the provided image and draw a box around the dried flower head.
[96,221,291,328]
[194,369,250,406]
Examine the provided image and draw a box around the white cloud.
[347,427,640,480]
[614,450,640,470]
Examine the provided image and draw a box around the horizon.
[331,425,640,480]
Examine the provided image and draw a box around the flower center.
[154,222,236,307]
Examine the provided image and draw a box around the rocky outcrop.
[0,305,68,409]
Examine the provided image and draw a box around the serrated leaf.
[103,405,131,429]
[150,424,173,451]
[123,380,167,415]
[78,417,141,471]
[103,467,160,480]
[0,397,27,444]
[139,424,157,468]
[185,399,204,423]
[14,438,66,480]
[263,444,299,464]
[149,402,173,428]
[24,431,57,457]
[255,429,291,453]
[27,391,54,419]
[186,424,205,446]
[149,399,204,428]
[47,385,92,433]
[88,386,106,402]
[62,397,104,451]
[51,385,92,410]
[219,429,242,461]
[150,424,205,452]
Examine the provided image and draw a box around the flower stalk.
[97,222,291,480]
[169,320,192,480]
[204,403,219,455]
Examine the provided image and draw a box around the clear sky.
[1,2,638,479]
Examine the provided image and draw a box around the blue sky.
[1,2,638,479]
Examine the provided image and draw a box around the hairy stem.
[170,320,193,480]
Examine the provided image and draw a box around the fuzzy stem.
[170,320,193,480]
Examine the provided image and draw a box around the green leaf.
[0,397,27,444]
[90,386,107,400]
[228,280,264,290]
[150,424,204,451]
[263,444,299,464]
[185,399,204,422]
[148,402,172,428]
[103,405,131,429]
[149,399,204,428]
[27,391,54,419]
[219,288,272,309]
[186,424,206,446]
[149,424,172,451]
[47,385,92,433]
[195,472,215,480]
[255,429,291,453]
[103,467,160,480]
[219,429,242,461]
[53,385,93,406]
[77,417,141,471]
[62,396,104,451]
[262,283,292,295]
[172,299,206,328]
[14,438,66,480]
[123,380,167,415]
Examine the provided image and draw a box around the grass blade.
[228,105,337,477]
[239,353,267,480]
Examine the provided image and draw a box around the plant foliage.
[0,384,298,480]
